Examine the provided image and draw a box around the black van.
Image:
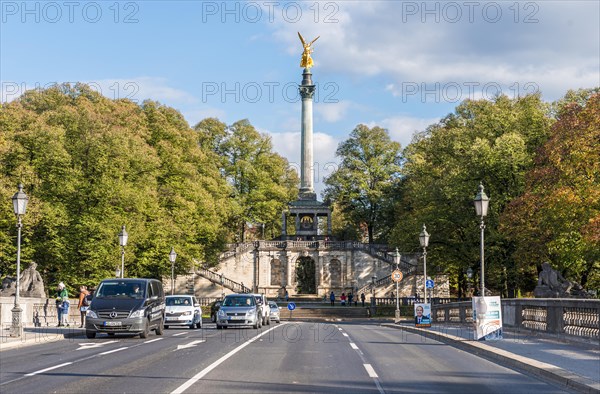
[85,278,165,339]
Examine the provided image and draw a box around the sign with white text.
[472,296,503,340]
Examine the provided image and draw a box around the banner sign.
[472,296,503,340]
[414,303,431,328]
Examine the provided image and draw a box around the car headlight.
[86,310,98,318]
[182,311,192,316]
[129,309,145,318]
[246,309,256,316]
[217,309,226,318]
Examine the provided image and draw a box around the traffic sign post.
[392,259,403,323]
[287,302,296,319]
[426,279,434,289]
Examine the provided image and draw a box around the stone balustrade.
[431,298,600,340]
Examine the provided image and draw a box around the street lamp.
[394,248,401,321]
[118,225,128,278]
[169,247,177,295]
[466,267,474,297]
[473,183,489,296]
[371,274,377,302]
[11,184,28,338]
[419,224,430,304]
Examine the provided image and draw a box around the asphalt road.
[0,321,570,393]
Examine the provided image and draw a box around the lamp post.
[466,267,473,297]
[11,184,28,338]
[220,273,225,299]
[371,275,377,304]
[118,225,128,278]
[419,224,430,304]
[394,248,401,321]
[169,247,177,295]
[473,183,490,296]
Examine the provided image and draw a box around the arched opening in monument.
[329,259,342,287]
[295,256,316,294]
[270,258,282,286]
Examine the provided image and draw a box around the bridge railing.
[431,298,600,340]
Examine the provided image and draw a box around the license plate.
[166,317,178,321]
[104,321,122,326]
[228,316,242,321]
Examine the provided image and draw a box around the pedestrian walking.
[77,285,90,328]
[330,291,335,306]
[56,282,70,327]
[348,293,354,306]
[361,292,366,307]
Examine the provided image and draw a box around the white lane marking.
[173,332,187,337]
[77,340,118,350]
[364,364,378,378]
[25,362,73,377]
[342,333,349,337]
[350,342,359,350]
[171,324,283,394]
[99,347,128,355]
[338,327,343,331]
[176,340,205,350]
[144,338,164,344]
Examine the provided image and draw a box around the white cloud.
[270,2,600,100]
[316,101,352,122]
[368,116,440,148]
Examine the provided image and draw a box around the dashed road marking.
[99,347,128,355]
[25,362,73,377]
[364,363,378,378]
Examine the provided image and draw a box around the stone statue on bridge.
[534,262,589,298]
[0,261,46,298]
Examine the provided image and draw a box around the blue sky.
[2,1,599,194]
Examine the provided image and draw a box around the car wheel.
[196,321,202,329]
[216,324,222,330]
[86,331,96,339]
[211,313,216,323]
[266,316,270,325]
[156,319,164,336]
[164,325,169,329]
[139,320,150,339]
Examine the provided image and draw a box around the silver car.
[268,301,281,323]
[164,295,202,329]
[216,294,262,329]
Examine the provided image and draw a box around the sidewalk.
[382,322,599,394]
[0,325,86,351]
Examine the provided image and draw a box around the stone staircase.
[275,295,369,320]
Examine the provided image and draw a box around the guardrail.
[431,298,600,340]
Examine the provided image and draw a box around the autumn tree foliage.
[501,93,600,290]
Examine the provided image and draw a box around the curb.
[381,323,599,394]
[0,328,85,351]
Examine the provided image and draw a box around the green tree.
[324,124,402,244]
[214,119,298,241]
[392,94,553,296]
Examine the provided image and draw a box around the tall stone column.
[299,68,316,197]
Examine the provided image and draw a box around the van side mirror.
[149,295,158,301]
[194,303,200,308]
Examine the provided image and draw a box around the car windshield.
[166,297,192,306]
[254,296,263,305]
[223,296,255,307]
[269,302,278,309]
[95,281,145,298]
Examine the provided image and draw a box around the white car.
[164,295,202,329]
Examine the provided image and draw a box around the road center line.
[364,363,378,378]
[342,333,349,337]
[172,332,187,337]
[25,362,73,377]
[350,342,359,350]
[99,347,128,355]
[171,324,284,394]
[144,338,164,344]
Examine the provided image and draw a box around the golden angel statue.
[298,32,320,69]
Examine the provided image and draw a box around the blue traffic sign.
[287,302,296,311]
[426,279,435,289]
